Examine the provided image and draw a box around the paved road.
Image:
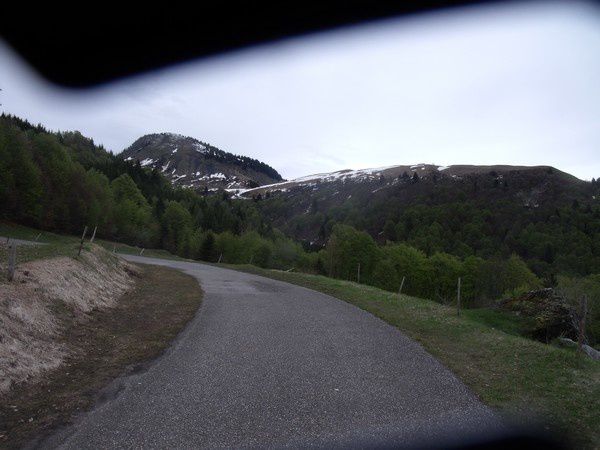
[48,256,500,449]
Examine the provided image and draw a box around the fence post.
[399,276,405,296]
[218,253,223,263]
[113,245,116,254]
[249,255,254,265]
[90,225,97,243]
[7,243,16,281]
[78,226,88,257]
[457,277,462,316]
[329,253,334,278]
[578,295,588,353]
[357,263,361,284]
[139,248,145,256]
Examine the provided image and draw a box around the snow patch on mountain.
[140,158,155,167]
[241,163,456,197]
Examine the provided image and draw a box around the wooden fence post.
[578,295,588,353]
[7,243,16,281]
[357,263,361,284]
[329,253,334,278]
[399,276,405,296]
[249,255,254,265]
[457,277,462,316]
[218,253,223,263]
[78,226,88,257]
[90,226,98,243]
[113,245,116,254]
[139,248,145,256]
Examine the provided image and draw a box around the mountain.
[248,163,599,278]
[242,163,583,198]
[120,133,283,191]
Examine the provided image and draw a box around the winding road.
[48,256,500,448]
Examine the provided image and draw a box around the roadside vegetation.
[229,265,600,449]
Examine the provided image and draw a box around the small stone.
[582,344,600,361]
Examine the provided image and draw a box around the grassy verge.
[0,222,76,245]
[0,221,187,264]
[0,265,202,448]
[225,264,600,449]
[0,242,88,268]
[461,308,537,337]
[94,239,188,261]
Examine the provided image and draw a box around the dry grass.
[0,264,202,448]
[0,245,138,394]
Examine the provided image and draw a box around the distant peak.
[120,132,283,190]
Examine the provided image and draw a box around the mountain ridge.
[120,132,284,191]
[240,163,582,197]
[249,162,595,261]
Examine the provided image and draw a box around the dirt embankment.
[0,245,139,394]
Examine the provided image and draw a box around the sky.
[1,1,599,181]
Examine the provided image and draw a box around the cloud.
[1,1,599,180]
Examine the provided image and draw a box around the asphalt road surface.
[47,256,501,449]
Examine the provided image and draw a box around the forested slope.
[254,163,600,281]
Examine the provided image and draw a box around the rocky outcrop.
[556,337,600,360]
[500,288,578,343]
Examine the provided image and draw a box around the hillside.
[242,163,582,196]
[250,163,599,279]
[121,133,283,191]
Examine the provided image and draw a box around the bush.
[324,224,381,283]
[557,274,600,345]
[382,243,431,298]
[371,259,399,292]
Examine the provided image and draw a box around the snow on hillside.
[242,164,451,196]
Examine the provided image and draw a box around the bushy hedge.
[316,224,542,306]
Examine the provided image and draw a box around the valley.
[1,113,599,448]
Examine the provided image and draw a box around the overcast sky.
[1,1,599,180]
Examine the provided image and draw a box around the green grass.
[0,222,94,270]
[0,221,187,265]
[94,239,188,261]
[225,265,600,449]
[0,242,83,268]
[462,308,537,337]
[0,221,77,245]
